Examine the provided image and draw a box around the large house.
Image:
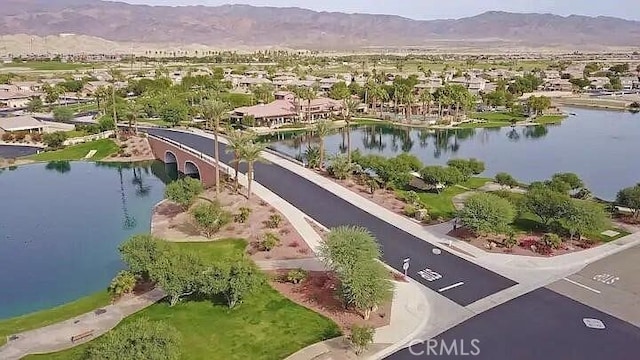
[0,116,45,134]
[230,91,343,127]
[0,85,41,109]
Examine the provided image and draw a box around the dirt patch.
[0,158,34,168]
[449,227,597,257]
[269,271,392,333]
[152,184,314,261]
[106,134,155,162]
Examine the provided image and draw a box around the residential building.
[0,116,45,134]
[620,76,639,90]
[229,91,342,127]
[543,79,573,92]
[588,77,611,90]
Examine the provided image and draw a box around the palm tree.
[125,101,143,134]
[419,90,433,121]
[107,68,124,133]
[200,99,229,195]
[303,87,317,123]
[313,120,332,170]
[238,140,267,200]
[225,127,255,191]
[342,97,360,165]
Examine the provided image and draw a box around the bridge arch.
[184,161,201,180]
[164,150,177,164]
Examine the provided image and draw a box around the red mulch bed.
[269,270,391,333]
[449,227,596,257]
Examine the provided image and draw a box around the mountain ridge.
[1,1,640,50]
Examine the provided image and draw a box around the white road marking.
[438,282,464,293]
[563,277,601,294]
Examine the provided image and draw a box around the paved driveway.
[147,129,516,306]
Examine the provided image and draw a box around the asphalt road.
[548,244,640,327]
[387,288,640,360]
[147,129,516,306]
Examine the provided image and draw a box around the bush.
[42,131,68,148]
[403,191,420,206]
[190,201,232,238]
[164,177,204,210]
[504,230,518,249]
[349,325,375,355]
[542,233,562,249]
[403,204,417,217]
[1,132,13,141]
[265,213,283,229]
[495,172,519,188]
[327,153,353,179]
[234,206,252,223]
[108,270,137,301]
[285,268,307,284]
[260,232,280,251]
[13,131,27,141]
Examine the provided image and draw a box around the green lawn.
[0,291,111,347]
[25,239,341,360]
[64,130,90,138]
[469,112,526,122]
[534,115,567,125]
[27,139,119,161]
[352,117,393,126]
[455,121,512,129]
[2,61,94,71]
[399,177,491,220]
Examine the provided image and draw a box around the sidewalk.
[0,288,165,360]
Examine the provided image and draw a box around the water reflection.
[45,161,71,174]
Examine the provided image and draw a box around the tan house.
[230,91,343,127]
[0,116,45,134]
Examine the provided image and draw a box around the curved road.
[147,128,516,306]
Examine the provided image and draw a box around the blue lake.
[0,161,174,319]
[267,107,640,201]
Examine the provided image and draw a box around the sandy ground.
[269,270,392,333]
[152,184,314,261]
[105,135,156,162]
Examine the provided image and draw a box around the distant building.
[230,91,342,127]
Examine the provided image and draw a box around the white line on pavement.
[438,282,464,293]
[563,277,601,294]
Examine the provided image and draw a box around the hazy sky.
[124,0,640,20]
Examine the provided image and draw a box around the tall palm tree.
[107,68,124,133]
[342,97,360,165]
[419,90,433,121]
[313,120,332,170]
[125,101,143,134]
[225,127,255,191]
[303,87,317,123]
[200,99,229,195]
[238,140,267,200]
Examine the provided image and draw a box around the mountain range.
[2,0,640,51]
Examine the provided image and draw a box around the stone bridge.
[147,133,218,187]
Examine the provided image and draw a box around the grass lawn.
[63,130,90,138]
[1,61,94,71]
[353,117,393,126]
[455,121,511,129]
[534,115,567,125]
[27,139,119,161]
[26,239,341,360]
[469,112,525,122]
[0,291,111,347]
[399,177,491,220]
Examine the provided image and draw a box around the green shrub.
[164,177,204,210]
[403,204,417,217]
[542,233,562,249]
[349,325,375,355]
[265,213,283,229]
[190,201,232,238]
[107,270,137,301]
[260,232,280,251]
[234,206,252,223]
[42,131,68,148]
[285,268,307,284]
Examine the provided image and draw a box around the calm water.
[268,107,640,200]
[0,161,175,319]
